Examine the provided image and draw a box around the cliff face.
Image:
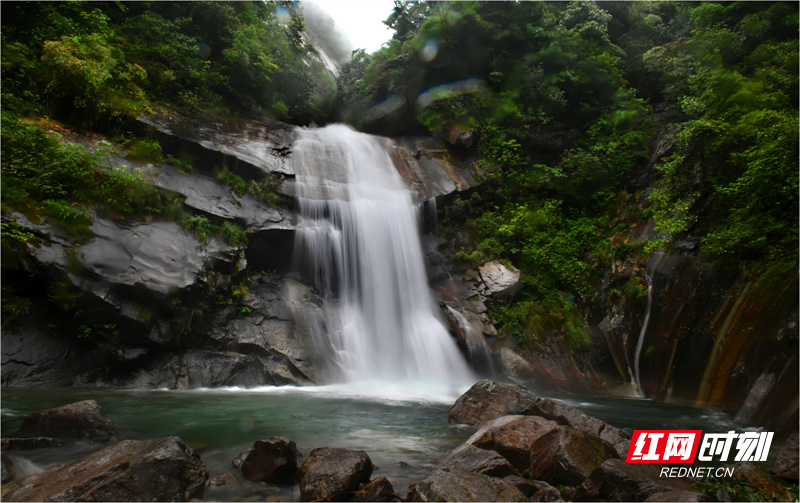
[0,113,481,389]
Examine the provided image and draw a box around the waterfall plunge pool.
[1,383,742,501]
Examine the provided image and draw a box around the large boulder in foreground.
[297,447,373,501]
[527,426,619,486]
[448,380,538,427]
[438,443,519,478]
[408,467,526,502]
[237,437,301,484]
[469,415,559,471]
[18,400,118,443]
[355,475,398,502]
[0,437,208,502]
[574,459,693,502]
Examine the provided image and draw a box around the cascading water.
[290,124,474,388]
[633,273,654,395]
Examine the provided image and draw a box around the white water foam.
[289,124,474,389]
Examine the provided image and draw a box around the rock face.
[733,461,795,501]
[448,380,538,427]
[408,468,526,502]
[237,437,301,484]
[18,400,118,443]
[297,447,374,501]
[0,437,208,502]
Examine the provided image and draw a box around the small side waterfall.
[633,274,654,395]
[290,124,473,387]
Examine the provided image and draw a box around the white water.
[290,124,474,389]
[633,273,654,395]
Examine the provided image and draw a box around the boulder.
[237,437,301,484]
[297,447,374,501]
[407,467,526,502]
[531,485,565,502]
[502,476,550,498]
[438,443,519,478]
[770,432,798,481]
[206,473,243,501]
[1,437,63,450]
[526,426,619,486]
[478,261,521,298]
[355,475,398,502]
[18,400,118,443]
[574,459,693,502]
[469,415,559,472]
[0,436,208,501]
[448,380,538,427]
[528,397,630,457]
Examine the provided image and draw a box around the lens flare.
[420,39,438,62]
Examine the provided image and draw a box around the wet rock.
[733,461,794,501]
[448,380,538,427]
[527,426,619,486]
[770,432,798,481]
[238,437,301,484]
[355,475,398,502]
[478,261,521,298]
[502,476,550,498]
[574,458,693,502]
[438,443,519,478]
[1,324,84,388]
[407,467,526,502]
[208,472,241,488]
[528,397,630,457]
[531,485,565,502]
[645,489,707,501]
[18,400,118,443]
[1,437,63,450]
[469,415,559,472]
[1,436,208,501]
[297,447,374,501]
[206,473,243,501]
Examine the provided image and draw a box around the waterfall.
[633,274,654,395]
[290,124,474,387]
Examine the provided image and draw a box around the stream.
[1,382,743,501]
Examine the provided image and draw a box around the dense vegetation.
[1,1,797,351]
[333,1,798,348]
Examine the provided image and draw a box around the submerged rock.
[297,447,374,501]
[1,436,208,502]
[448,380,538,427]
[18,400,118,443]
[237,437,301,484]
[407,467,526,502]
[355,475,398,502]
[0,437,63,450]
